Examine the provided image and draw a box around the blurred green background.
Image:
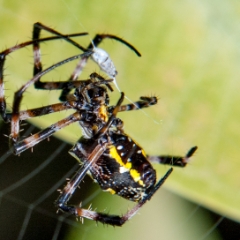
[0,0,240,239]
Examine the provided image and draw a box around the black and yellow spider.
[0,23,197,226]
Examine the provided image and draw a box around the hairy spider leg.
[108,96,158,113]
[0,33,88,122]
[13,112,82,155]
[31,22,141,101]
[88,34,141,57]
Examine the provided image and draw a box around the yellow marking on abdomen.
[109,146,144,185]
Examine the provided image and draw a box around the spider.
[0,24,197,226]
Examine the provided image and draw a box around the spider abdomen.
[91,132,157,202]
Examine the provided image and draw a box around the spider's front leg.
[87,34,141,57]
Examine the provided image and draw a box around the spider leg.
[33,22,88,53]
[147,146,198,167]
[108,96,158,113]
[87,34,141,57]
[57,166,172,226]
[12,112,83,155]
[58,57,89,101]
[0,55,7,121]
[5,101,76,122]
